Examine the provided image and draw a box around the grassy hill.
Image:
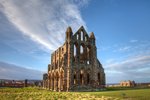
[0,87,150,100]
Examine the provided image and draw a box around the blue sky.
[0,0,150,83]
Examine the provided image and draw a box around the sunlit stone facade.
[43,26,105,91]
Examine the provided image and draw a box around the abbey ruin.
[43,26,105,91]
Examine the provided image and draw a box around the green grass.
[0,87,150,100]
[80,88,150,100]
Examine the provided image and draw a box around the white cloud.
[0,61,43,80]
[100,40,150,83]
[118,46,131,52]
[0,0,88,51]
[105,54,150,83]
[110,40,150,54]
[130,39,138,43]
[73,0,90,7]
[105,55,150,70]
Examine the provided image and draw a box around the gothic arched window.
[81,31,84,41]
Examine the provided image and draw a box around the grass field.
[0,87,150,100]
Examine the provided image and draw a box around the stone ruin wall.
[43,26,105,91]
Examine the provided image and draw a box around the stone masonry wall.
[43,26,105,91]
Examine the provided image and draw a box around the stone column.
[50,76,52,90]
[59,74,63,91]
[67,69,70,91]
[67,42,72,91]
[49,76,52,90]
[54,77,56,91]
[62,72,64,91]
[48,79,49,90]
[63,69,67,91]
[56,77,58,91]
[52,78,54,90]
[58,74,61,92]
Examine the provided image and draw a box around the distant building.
[43,26,105,91]
[43,73,48,88]
[120,80,136,87]
[24,79,28,87]
[136,82,150,87]
[0,79,42,87]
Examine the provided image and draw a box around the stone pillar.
[59,74,63,92]
[63,69,67,91]
[59,71,64,91]
[57,77,59,91]
[67,42,72,91]
[64,79,67,91]
[62,72,64,91]
[50,77,51,90]
[49,76,51,90]
[54,77,56,91]
[67,69,70,91]
[56,77,58,91]
[58,74,61,92]
[52,78,54,90]
[48,80,49,90]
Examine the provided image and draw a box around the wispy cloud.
[104,40,150,54]
[118,46,131,52]
[101,40,150,83]
[0,61,43,80]
[105,54,150,83]
[0,0,88,51]
[130,39,138,43]
[105,55,150,71]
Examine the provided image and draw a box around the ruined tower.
[43,26,105,91]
